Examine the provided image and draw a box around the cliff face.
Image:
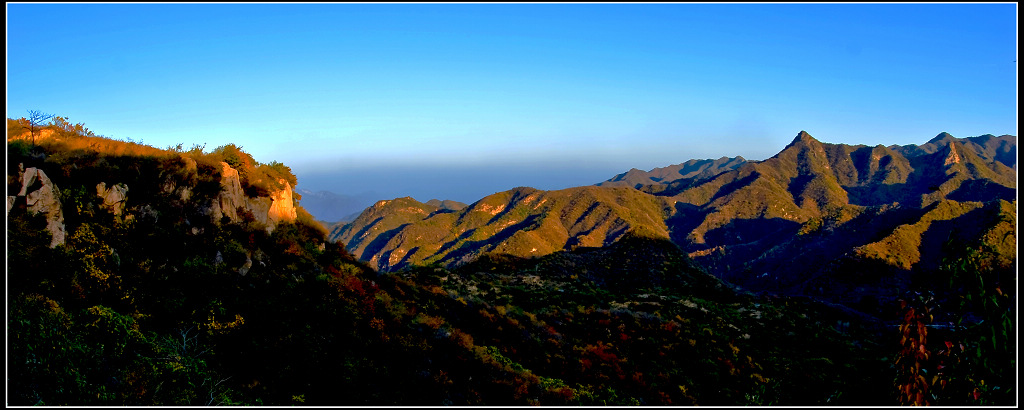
[206,162,296,229]
[8,126,301,237]
[267,179,298,224]
[8,165,66,247]
[212,161,247,222]
[7,157,298,248]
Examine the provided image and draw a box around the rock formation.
[203,162,297,230]
[96,182,129,216]
[8,164,66,247]
[267,179,298,225]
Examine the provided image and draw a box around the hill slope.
[662,132,1015,313]
[334,131,1016,318]
[332,186,674,271]
[597,156,747,191]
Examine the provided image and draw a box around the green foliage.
[206,143,297,196]
[49,115,98,139]
[210,143,253,170]
[890,240,1015,406]
[935,247,1015,405]
[265,160,298,187]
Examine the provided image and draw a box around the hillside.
[661,132,1016,315]
[331,186,675,272]
[335,131,1016,319]
[596,156,747,191]
[7,119,1015,406]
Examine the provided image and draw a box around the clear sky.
[6,3,1018,206]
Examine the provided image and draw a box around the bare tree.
[27,110,54,146]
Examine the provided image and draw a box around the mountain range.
[330,131,1016,315]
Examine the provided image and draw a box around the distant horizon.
[7,3,1017,203]
[291,129,1014,209]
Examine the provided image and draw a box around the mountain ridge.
[333,131,1016,317]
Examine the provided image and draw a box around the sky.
[6,3,1018,209]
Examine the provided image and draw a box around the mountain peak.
[928,132,955,145]
[779,131,821,153]
[792,130,819,145]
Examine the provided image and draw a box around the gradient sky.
[6,3,1018,206]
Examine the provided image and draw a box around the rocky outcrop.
[160,156,196,202]
[96,182,129,216]
[267,179,298,225]
[8,165,65,247]
[211,162,247,222]
[205,162,297,230]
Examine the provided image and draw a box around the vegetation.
[333,131,1015,325]
[7,119,1016,406]
[332,186,675,272]
[7,116,296,199]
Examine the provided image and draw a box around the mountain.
[597,156,747,192]
[331,187,673,272]
[425,198,468,211]
[661,132,1015,313]
[333,131,1016,317]
[890,132,1017,169]
[294,188,381,224]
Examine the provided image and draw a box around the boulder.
[96,182,129,216]
[10,165,66,247]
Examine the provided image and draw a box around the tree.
[27,109,54,146]
[51,115,97,139]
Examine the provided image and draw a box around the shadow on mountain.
[349,216,385,249]
[946,179,1016,203]
[362,223,412,263]
[440,214,544,269]
[844,183,917,206]
[427,208,459,218]
[703,217,801,246]
[395,247,419,268]
[916,201,1015,283]
[435,226,484,260]
[461,233,725,297]
[707,171,760,204]
[666,202,706,244]
[744,204,925,285]
[486,187,538,225]
[549,235,725,294]
[801,255,911,320]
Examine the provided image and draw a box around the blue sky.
[6,3,1018,206]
